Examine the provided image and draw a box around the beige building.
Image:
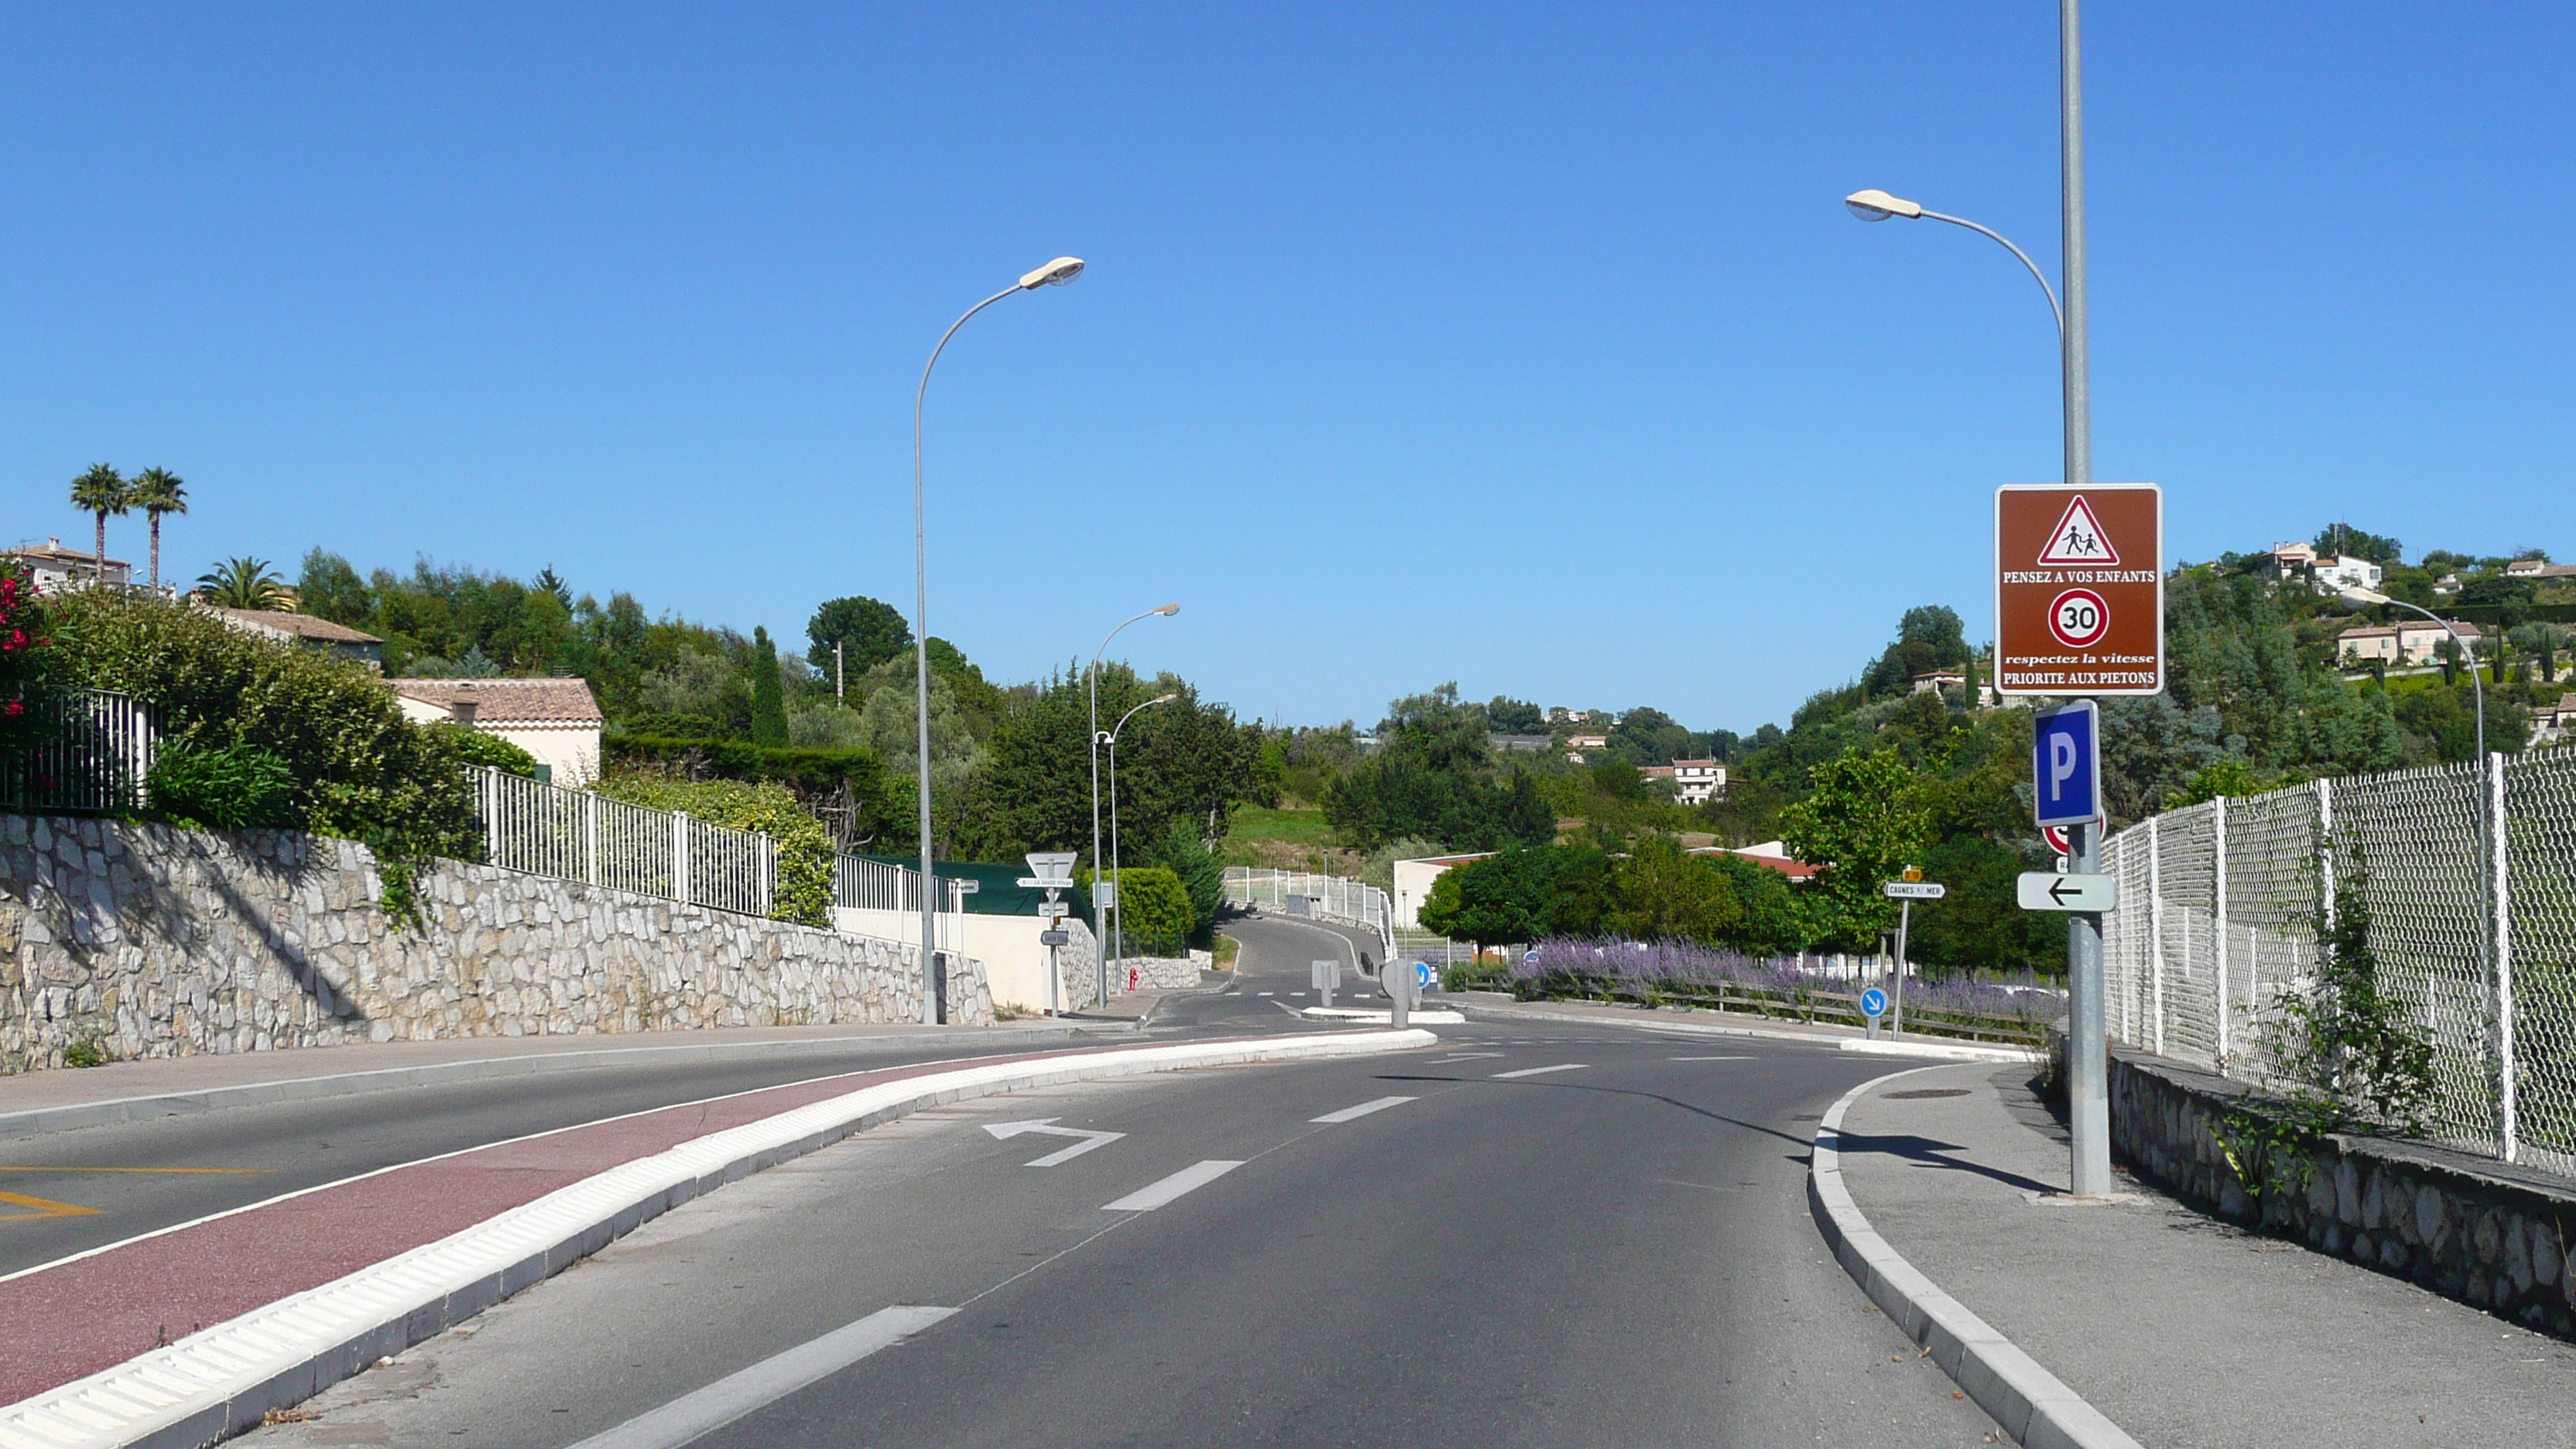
[393,678,605,786]
[2338,618,2484,668]
[1671,758,1726,805]
[1391,852,1496,930]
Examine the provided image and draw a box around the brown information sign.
[1995,484,2163,696]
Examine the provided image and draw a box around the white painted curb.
[0,1029,1434,1449]
[1839,1037,2041,1064]
[1807,1069,2140,1449]
[1297,1007,1466,1024]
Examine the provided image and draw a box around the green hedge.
[51,591,480,861]
[1092,865,1193,955]
[605,734,903,842]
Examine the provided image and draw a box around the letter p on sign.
[2032,701,2101,828]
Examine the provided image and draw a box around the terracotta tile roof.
[393,678,603,724]
[214,608,382,645]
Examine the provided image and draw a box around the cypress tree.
[751,626,790,746]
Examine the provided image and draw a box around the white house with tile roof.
[392,678,604,786]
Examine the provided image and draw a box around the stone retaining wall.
[2111,1048,2574,1338]
[0,814,990,1073]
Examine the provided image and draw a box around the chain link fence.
[2102,748,2576,1178]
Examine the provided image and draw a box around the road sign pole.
[2067,819,2112,1197]
[1390,958,1408,1030]
[1893,899,1912,1039]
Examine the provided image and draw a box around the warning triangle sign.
[2036,495,2120,565]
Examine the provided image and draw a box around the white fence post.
[673,811,692,907]
[584,790,601,888]
[2492,752,2516,1164]
[2148,815,2166,1057]
[2214,795,2230,1067]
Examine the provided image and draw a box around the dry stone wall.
[0,814,989,1074]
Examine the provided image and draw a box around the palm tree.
[67,463,134,584]
[128,467,188,592]
[196,557,287,611]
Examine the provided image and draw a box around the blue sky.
[5,4,2569,735]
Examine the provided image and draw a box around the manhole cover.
[1883,1088,1971,1099]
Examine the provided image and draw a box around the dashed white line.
[1427,1052,1503,1063]
[1668,1055,1753,1062]
[568,1305,954,1449]
[1101,1160,1244,1211]
[1310,1096,1416,1124]
[1490,1064,1587,1080]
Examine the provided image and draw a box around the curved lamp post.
[909,255,1084,1023]
[1090,604,1178,1004]
[1101,692,1177,988]
[1845,190,2064,336]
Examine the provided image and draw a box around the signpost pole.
[1892,899,1912,1039]
[2067,819,2112,1196]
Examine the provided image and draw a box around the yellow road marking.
[0,1165,274,1175]
[0,1190,101,1221]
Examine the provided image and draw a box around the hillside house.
[1564,733,1608,762]
[2504,560,2576,581]
[1671,758,1725,804]
[1391,851,1498,930]
[2338,618,2484,668]
[12,538,128,591]
[2530,695,2576,748]
[212,608,384,668]
[393,678,604,786]
[1689,841,1823,882]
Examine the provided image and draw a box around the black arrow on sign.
[2049,878,2082,906]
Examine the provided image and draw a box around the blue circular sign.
[1524,950,1541,966]
[1860,987,1889,1018]
[1414,961,1434,989]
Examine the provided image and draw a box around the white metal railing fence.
[2102,748,2576,1178]
[2,688,155,814]
[477,766,773,918]
[1225,866,1397,958]
[833,852,968,918]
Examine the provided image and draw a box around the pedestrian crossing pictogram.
[2036,494,2120,565]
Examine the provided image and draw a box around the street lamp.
[2340,587,2483,757]
[1101,692,1177,989]
[1842,0,2102,1199]
[1090,604,1179,1003]
[1843,190,2064,335]
[909,256,1085,1023]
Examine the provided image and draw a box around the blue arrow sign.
[1414,961,1434,990]
[2031,699,2102,828]
[1859,987,1889,1018]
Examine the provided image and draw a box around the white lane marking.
[568,1304,954,1449]
[1668,1055,1753,1061]
[1310,1095,1416,1124]
[1258,992,1275,996]
[981,1118,1126,1166]
[1427,1052,1503,1063]
[1101,1160,1244,1211]
[1490,1064,1587,1079]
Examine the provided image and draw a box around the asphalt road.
[249,1019,2006,1448]
[0,909,1362,1276]
[0,1029,1150,1276]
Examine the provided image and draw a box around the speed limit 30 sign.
[1996,485,2163,695]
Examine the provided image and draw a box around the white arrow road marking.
[1310,1095,1416,1124]
[982,1118,1128,1166]
[568,1304,954,1449]
[1101,1160,1243,1211]
[1491,1064,1587,1079]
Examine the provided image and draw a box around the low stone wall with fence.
[2111,1047,2576,1338]
[0,814,990,1072]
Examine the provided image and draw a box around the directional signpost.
[1879,872,1944,1036]
[2013,688,2132,1198]
[1311,958,1340,1009]
[2017,872,2115,912]
[1022,851,1079,1016]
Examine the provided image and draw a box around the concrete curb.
[1807,1068,2141,1449]
[1839,1037,2043,1064]
[0,1023,1138,1143]
[0,1028,1434,1449]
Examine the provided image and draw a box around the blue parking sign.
[2031,700,2102,828]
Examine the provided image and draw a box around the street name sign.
[1860,988,1889,1019]
[1039,928,1070,947]
[1882,881,1947,900]
[2030,700,2103,828]
[2017,872,2118,912]
[1996,484,2164,695]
